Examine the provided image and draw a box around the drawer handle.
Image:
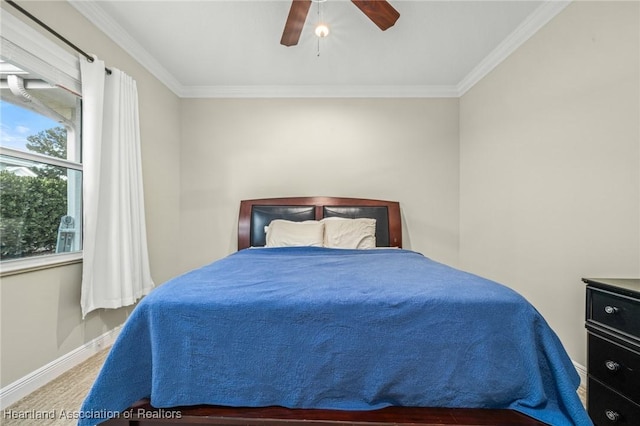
[605,360,621,372]
[604,305,620,314]
[605,409,620,422]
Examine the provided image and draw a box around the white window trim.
[0,252,82,277]
[0,9,81,95]
[0,146,82,171]
[1,8,84,274]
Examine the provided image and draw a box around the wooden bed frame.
[102,196,547,426]
[104,399,547,425]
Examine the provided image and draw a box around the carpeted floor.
[577,385,586,407]
[2,349,109,426]
[3,349,587,426]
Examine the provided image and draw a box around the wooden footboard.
[101,400,548,426]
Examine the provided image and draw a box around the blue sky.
[0,100,59,152]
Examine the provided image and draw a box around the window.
[1,11,83,274]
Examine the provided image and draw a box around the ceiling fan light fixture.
[315,23,329,38]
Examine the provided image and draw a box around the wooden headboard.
[238,197,402,250]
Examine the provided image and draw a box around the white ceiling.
[69,0,570,98]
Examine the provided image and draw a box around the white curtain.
[80,56,154,318]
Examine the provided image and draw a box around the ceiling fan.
[281,0,400,47]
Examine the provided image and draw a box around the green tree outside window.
[1,126,68,259]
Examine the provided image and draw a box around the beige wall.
[0,1,182,387]
[179,98,460,270]
[459,1,640,366]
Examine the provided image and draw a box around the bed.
[79,197,591,426]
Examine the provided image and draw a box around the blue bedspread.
[79,247,591,425]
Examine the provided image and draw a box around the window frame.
[1,9,83,276]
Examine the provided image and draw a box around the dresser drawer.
[588,288,640,340]
[588,377,640,425]
[588,333,640,402]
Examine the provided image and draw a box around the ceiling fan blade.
[351,0,400,31]
[280,0,312,46]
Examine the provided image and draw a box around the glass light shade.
[315,24,329,38]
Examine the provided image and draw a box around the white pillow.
[265,220,324,247]
[321,217,376,249]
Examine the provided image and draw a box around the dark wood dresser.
[584,278,640,425]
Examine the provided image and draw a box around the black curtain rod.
[5,0,112,75]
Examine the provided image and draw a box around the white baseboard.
[0,326,121,410]
[573,360,587,389]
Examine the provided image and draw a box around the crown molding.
[69,0,571,99]
[180,85,460,98]
[457,0,571,96]
[68,0,183,96]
